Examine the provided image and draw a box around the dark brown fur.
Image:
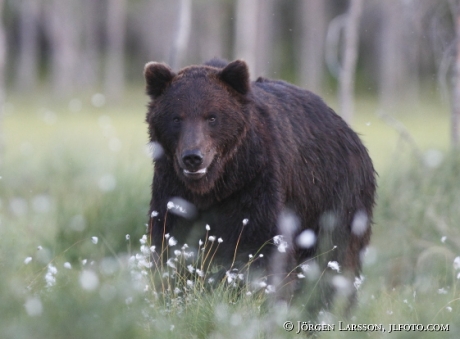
[144,59,376,315]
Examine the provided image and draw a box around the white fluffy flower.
[24,257,32,264]
[453,256,460,270]
[168,236,177,247]
[91,236,98,244]
[327,261,340,272]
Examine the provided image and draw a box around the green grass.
[0,89,459,338]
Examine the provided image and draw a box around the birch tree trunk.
[297,0,327,93]
[453,1,460,148]
[0,0,6,168]
[234,0,259,76]
[105,0,127,100]
[79,0,100,89]
[255,0,276,77]
[15,0,40,92]
[169,0,192,70]
[45,0,80,97]
[338,0,363,124]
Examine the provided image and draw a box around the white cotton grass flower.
[206,224,211,231]
[91,236,98,244]
[196,269,205,277]
[24,297,43,317]
[208,277,215,284]
[167,201,174,210]
[187,264,195,273]
[441,236,447,243]
[327,261,340,272]
[166,258,176,269]
[174,250,181,256]
[140,234,148,244]
[45,264,58,288]
[151,210,159,217]
[242,218,249,225]
[140,245,150,255]
[226,270,237,283]
[265,285,276,294]
[186,280,194,287]
[218,237,223,243]
[125,234,130,241]
[453,257,460,270]
[296,229,316,248]
[297,273,306,279]
[82,259,87,265]
[168,236,177,247]
[165,233,170,240]
[24,257,32,264]
[351,210,368,236]
[79,270,99,291]
[199,239,203,246]
[354,275,365,290]
[273,235,288,253]
[63,262,72,269]
[446,306,453,312]
[37,246,43,251]
[208,236,216,242]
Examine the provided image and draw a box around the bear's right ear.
[144,62,175,98]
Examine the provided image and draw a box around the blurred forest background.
[0,0,459,109]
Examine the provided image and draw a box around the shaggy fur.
[144,59,376,313]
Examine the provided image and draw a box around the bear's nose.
[182,150,204,169]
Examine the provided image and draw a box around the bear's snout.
[182,149,204,169]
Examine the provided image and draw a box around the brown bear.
[144,58,376,314]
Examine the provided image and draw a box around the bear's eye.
[207,116,216,123]
[173,117,181,124]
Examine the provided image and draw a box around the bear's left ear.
[218,60,250,95]
[144,62,176,98]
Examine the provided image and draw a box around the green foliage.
[0,92,459,338]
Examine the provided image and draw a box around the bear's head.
[144,60,251,195]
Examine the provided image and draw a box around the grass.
[0,88,459,338]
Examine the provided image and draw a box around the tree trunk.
[169,0,192,70]
[338,0,363,124]
[255,0,276,77]
[0,0,6,168]
[234,0,259,76]
[45,0,80,97]
[194,1,225,63]
[453,1,460,148]
[79,0,100,90]
[15,0,40,92]
[297,0,327,93]
[105,0,127,101]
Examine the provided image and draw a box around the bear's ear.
[218,60,250,95]
[144,62,175,98]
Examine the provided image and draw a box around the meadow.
[0,88,459,338]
